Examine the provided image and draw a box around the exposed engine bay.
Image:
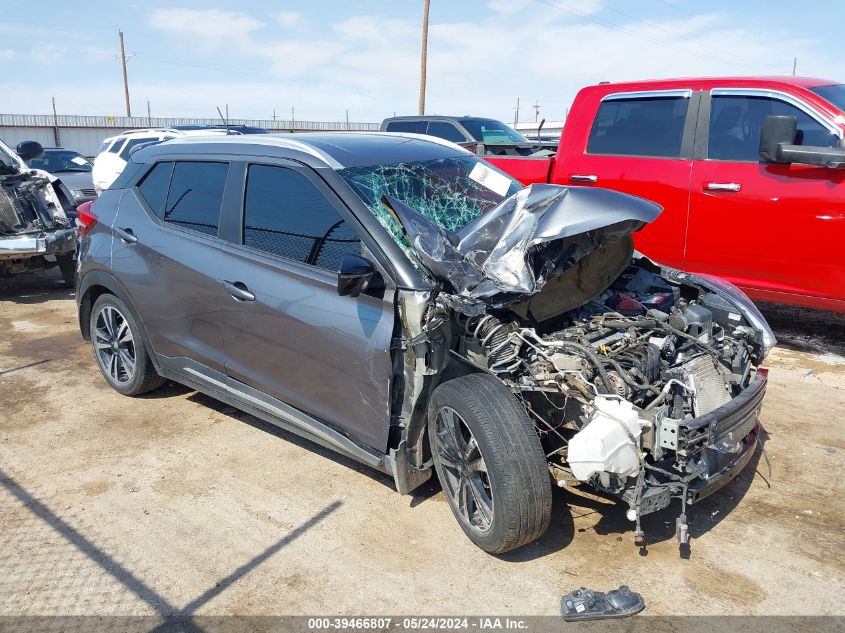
[388,183,773,545]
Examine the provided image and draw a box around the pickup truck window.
[386,121,427,134]
[809,84,845,114]
[460,118,527,144]
[587,96,688,158]
[427,121,467,143]
[708,95,840,162]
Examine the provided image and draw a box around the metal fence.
[0,113,382,156]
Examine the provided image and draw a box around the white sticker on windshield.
[468,162,512,197]
[70,156,89,166]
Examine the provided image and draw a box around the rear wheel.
[56,253,76,287]
[90,294,165,396]
[428,373,552,553]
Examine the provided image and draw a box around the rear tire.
[89,294,165,396]
[56,253,76,287]
[428,373,552,554]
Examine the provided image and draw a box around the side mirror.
[759,116,797,162]
[337,254,383,297]
[16,140,44,162]
[759,115,845,168]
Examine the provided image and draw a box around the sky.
[0,0,842,124]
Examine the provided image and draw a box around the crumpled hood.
[383,184,662,301]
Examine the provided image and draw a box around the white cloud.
[148,8,263,41]
[0,49,15,60]
[30,44,63,64]
[275,11,303,28]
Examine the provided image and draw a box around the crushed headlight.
[691,273,777,360]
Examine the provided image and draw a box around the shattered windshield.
[338,156,523,246]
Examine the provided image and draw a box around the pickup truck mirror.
[759,115,845,168]
[16,140,44,162]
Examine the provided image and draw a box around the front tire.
[89,294,165,396]
[428,373,552,554]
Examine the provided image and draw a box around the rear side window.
[587,96,689,158]
[119,136,159,159]
[160,162,229,236]
[243,164,361,271]
[137,162,174,218]
[109,138,127,154]
[426,121,467,143]
[385,120,426,134]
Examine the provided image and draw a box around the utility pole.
[146,100,151,126]
[119,30,132,117]
[513,98,520,126]
[273,109,276,121]
[532,99,541,122]
[418,0,431,115]
[792,56,798,75]
[51,97,60,146]
[346,109,350,130]
[225,104,229,120]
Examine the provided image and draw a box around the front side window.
[708,94,840,161]
[27,150,92,173]
[160,161,228,236]
[109,138,127,154]
[587,96,689,158]
[243,165,361,271]
[426,122,467,143]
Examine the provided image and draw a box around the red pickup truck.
[486,77,845,312]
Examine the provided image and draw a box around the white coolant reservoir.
[567,397,643,482]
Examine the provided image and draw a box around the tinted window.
[460,118,527,143]
[162,162,228,236]
[120,136,159,159]
[137,162,174,218]
[426,122,467,143]
[385,120,426,134]
[587,96,689,157]
[810,84,845,113]
[709,95,840,161]
[244,165,361,271]
[109,138,127,154]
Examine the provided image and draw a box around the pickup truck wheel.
[90,294,165,396]
[56,253,76,287]
[428,373,552,554]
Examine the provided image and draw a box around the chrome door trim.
[601,89,692,102]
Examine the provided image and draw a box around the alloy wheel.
[433,406,494,532]
[93,305,136,384]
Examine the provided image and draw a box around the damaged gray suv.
[77,133,775,553]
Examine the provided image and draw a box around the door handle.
[706,182,742,192]
[114,227,138,243]
[221,280,255,302]
[570,174,598,183]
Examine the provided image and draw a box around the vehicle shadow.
[758,302,845,356]
[0,268,75,304]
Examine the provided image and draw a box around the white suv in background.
[92,128,233,193]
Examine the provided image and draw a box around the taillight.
[76,201,98,236]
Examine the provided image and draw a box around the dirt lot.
[1,269,843,618]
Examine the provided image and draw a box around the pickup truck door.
[553,89,699,269]
[685,89,845,309]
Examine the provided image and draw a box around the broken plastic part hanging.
[378,183,661,301]
[560,585,645,621]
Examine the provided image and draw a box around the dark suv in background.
[77,133,773,553]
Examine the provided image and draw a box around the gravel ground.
[0,270,843,619]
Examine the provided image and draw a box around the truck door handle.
[221,280,255,302]
[706,182,742,192]
[114,227,138,244]
[570,174,598,183]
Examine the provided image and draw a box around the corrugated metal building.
[0,114,381,157]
